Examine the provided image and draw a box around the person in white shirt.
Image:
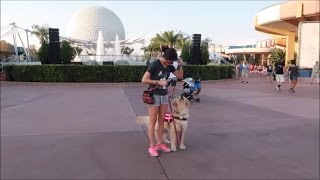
[168,58,179,98]
[311,61,319,84]
[241,60,250,83]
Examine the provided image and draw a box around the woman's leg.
[289,80,294,90]
[245,72,249,83]
[157,104,168,144]
[292,80,297,89]
[148,106,159,147]
[241,71,245,83]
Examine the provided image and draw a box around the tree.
[60,40,80,64]
[181,43,191,64]
[176,37,191,50]
[142,30,186,60]
[31,24,49,44]
[151,30,184,48]
[121,46,134,56]
[142,41,162,59]
[201,38,211,65]
[38,42,49,64]
[38,40,81,64]
[268,48,285,64]
[0,40,14,58]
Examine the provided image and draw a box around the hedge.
[4,65,234,82]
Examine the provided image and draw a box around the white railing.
[76,55,146,62]
[256,3,281,25]
[74,55,149,65]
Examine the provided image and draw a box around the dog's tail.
[135,116,149,125]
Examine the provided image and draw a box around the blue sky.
[1,0,282,47]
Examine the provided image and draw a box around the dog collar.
[173,116,188,121]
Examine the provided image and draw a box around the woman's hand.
[157,80,167,87]
[178,57,183,66]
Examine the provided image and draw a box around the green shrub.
[219,65,234,79]
[4,65,233,82]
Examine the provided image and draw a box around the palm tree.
[142,30,185,59]
[151,30,184,48]
[142,41,162,59]
[176,36,191,49]
[31,24,49,44]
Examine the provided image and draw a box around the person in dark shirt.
[273,59,286,91]
[287,59,299,93]
[266,61,273,82]
[141,46,183,157]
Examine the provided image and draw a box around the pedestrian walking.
[274,59,286,91]
[310,61,319,84]
[287,60,299,93]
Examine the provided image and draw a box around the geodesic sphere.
[66,6,125,42]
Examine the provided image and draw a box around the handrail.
[255,1,286,15]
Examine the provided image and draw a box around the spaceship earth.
[66,6,125,42]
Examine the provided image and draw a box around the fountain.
[114,35,121,55]
[73,33,146,65]
[96,31,105,65]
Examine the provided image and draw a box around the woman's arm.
[141,71,167,87]
[173,66,183,79]
[142,71,156,85]
[173,57,184,79]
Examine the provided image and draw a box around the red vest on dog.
[164,113,173,123]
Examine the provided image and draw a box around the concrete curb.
[0,78,239,87]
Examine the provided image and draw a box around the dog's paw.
[163,137,170,143]
[171,146,177,152]
[180,144,186,149]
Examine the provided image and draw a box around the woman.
[241,60,249,83]
[287,60,299,93]
[141,47,183,157]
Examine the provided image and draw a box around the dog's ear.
[172,99,177,107]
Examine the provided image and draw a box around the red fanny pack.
[142,89,155,104]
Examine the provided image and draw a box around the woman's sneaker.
[156,143,171,152]
[148,146,159,157]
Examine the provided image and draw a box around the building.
[254,0,320,66]
[224,39,276,65]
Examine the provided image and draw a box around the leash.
[167,96,181,145]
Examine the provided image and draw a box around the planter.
[0,72,6,81]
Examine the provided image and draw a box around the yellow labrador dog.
[136,95,190,151]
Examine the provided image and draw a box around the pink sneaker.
[156,143,171,152]
[148,146,159,157]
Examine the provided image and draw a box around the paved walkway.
[1,76,319,179]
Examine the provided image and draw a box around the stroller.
[181,77,201,102]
